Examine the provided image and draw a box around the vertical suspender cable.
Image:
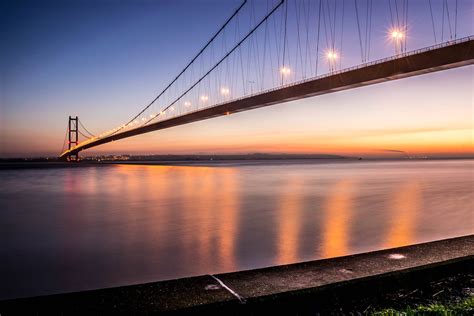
[454,0,458,39]
[441,0,445,41]
[354,0,364,62]
[339,0,345,68]
[107,0,247,137]
[315,0,322,76]
[428,0,437,43]
[140,0,285,126]
[445,0,452,39]
[281,0,288,85]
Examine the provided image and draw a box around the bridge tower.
[68,116,79,161]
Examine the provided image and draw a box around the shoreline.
[1,235,472,314]
[0,156,472,170]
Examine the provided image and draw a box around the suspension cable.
[60,123,69,154]
[107,0,248,138]
[78,129,92,140]
[141,0,285,127]
[354,0,364,62]
[428,0,437,43]
[78,119,97,138]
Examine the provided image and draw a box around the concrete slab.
[1,235,472,314]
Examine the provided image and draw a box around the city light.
[221,87,230,95]
[200,95,209,101]
[280,67,291,75]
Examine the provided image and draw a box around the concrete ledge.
[1,235,473,314]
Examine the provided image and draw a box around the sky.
[0,0,472,158]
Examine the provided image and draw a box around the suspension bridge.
[59,0,473,161]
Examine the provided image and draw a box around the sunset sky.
[1,0,472,158]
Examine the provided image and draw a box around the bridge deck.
[60,37,473,159]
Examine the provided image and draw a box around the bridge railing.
[160,36,473,121]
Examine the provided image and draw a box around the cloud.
[378,149,409,156]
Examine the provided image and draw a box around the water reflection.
[385,181,421,248]
[321,180,355,258]
[1,160,472,300]
[215,169,239,271]
[277,178,303,264]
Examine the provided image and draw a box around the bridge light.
[326,50,338,60]
[390,29,404,40]
[220,87,230,95]
[280,67,291,75]
[200,95,209,102]
[134,120,138,124]
[184,101,191,107]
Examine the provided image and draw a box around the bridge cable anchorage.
[140,0,285,127]
[107,0,248,138]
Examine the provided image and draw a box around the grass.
[372,296,474,315]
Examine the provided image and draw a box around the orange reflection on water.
[277,178,303,264]
[385,181,421,248]
[321,180,355,258]
[215,168,239,271]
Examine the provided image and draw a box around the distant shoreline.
[0,156,472,170]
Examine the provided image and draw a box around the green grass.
[372,296,474,315]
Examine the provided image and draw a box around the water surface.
[1,159,472,299]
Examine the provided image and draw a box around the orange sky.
[1,66,472,158]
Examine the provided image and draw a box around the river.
[0,159,472,299]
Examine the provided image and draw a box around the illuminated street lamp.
[184,101,191,107]
[200,95,209,102]
[326,49,338,72]
[220,87,230,96]
[389,28,405,54]
[280,66,291,85]
[280,67,291,76]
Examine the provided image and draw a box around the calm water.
[0,159,473,299]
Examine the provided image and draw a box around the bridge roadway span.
[60,38,473,159]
